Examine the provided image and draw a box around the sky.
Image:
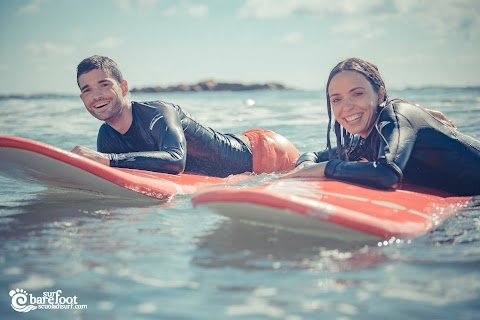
[0,0,479,95]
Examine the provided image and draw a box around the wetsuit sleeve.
[324,159,400,189]
[107,107,187,174]
[324,105,415,189]
[295,150,330,166]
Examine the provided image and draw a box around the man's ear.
[121,80,129,96]
[378,86,386,104]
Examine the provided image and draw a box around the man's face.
[78,68,128,122]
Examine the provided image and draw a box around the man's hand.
[71,145,110,166]
[281,161,326,179]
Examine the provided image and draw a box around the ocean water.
[0,88,479,319]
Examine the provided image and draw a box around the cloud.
[330,18,387,39]
[26,42,75,57]
[163,3,209,17]
[113,0,131,12]
[413,0,480,40]
[113,0,159,14]
[239,0,480,39]
[94,37,125,50]
[113,0,209,18]
[280,32,304,45]
[188,4,209,17]
[18,0,49,15]
[239,0,386,18]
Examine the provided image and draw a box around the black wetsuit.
[297,102,480,196]
[97,101,252,177]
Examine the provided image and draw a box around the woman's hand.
[71,145,110,166]
[281,161,327,179]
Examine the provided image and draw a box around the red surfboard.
[192,178,471,242]
[0,136,248,200]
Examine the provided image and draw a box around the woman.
[284,58,480,196]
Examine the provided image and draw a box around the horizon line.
[1,84,480,99]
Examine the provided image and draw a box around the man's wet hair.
[77,55,124,87]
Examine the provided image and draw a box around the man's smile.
[93,100,110,109]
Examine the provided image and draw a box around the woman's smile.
[344,113,362,123]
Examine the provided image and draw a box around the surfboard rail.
[192,178,471,240]
[0,136,247,200]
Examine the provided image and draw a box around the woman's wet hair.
[326,58,388,105]
[76,55,124,87]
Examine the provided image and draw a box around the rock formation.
[130,79,291,93]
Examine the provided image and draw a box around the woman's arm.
[295,148,333,166]
[323,104,416,189]
[286,104,417,189]
[324,159,401,189]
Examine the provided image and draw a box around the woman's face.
[328,70,385,138]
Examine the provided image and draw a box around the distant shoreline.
[1,84,479,99]
[130,79,292,93]
[0,80,292,99]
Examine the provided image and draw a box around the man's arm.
[74,103,188,174]
[106,105,187,174]
[71,145,110,166]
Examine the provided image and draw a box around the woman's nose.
[344,97,355,109]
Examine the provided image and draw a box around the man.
[72,55,299,177]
